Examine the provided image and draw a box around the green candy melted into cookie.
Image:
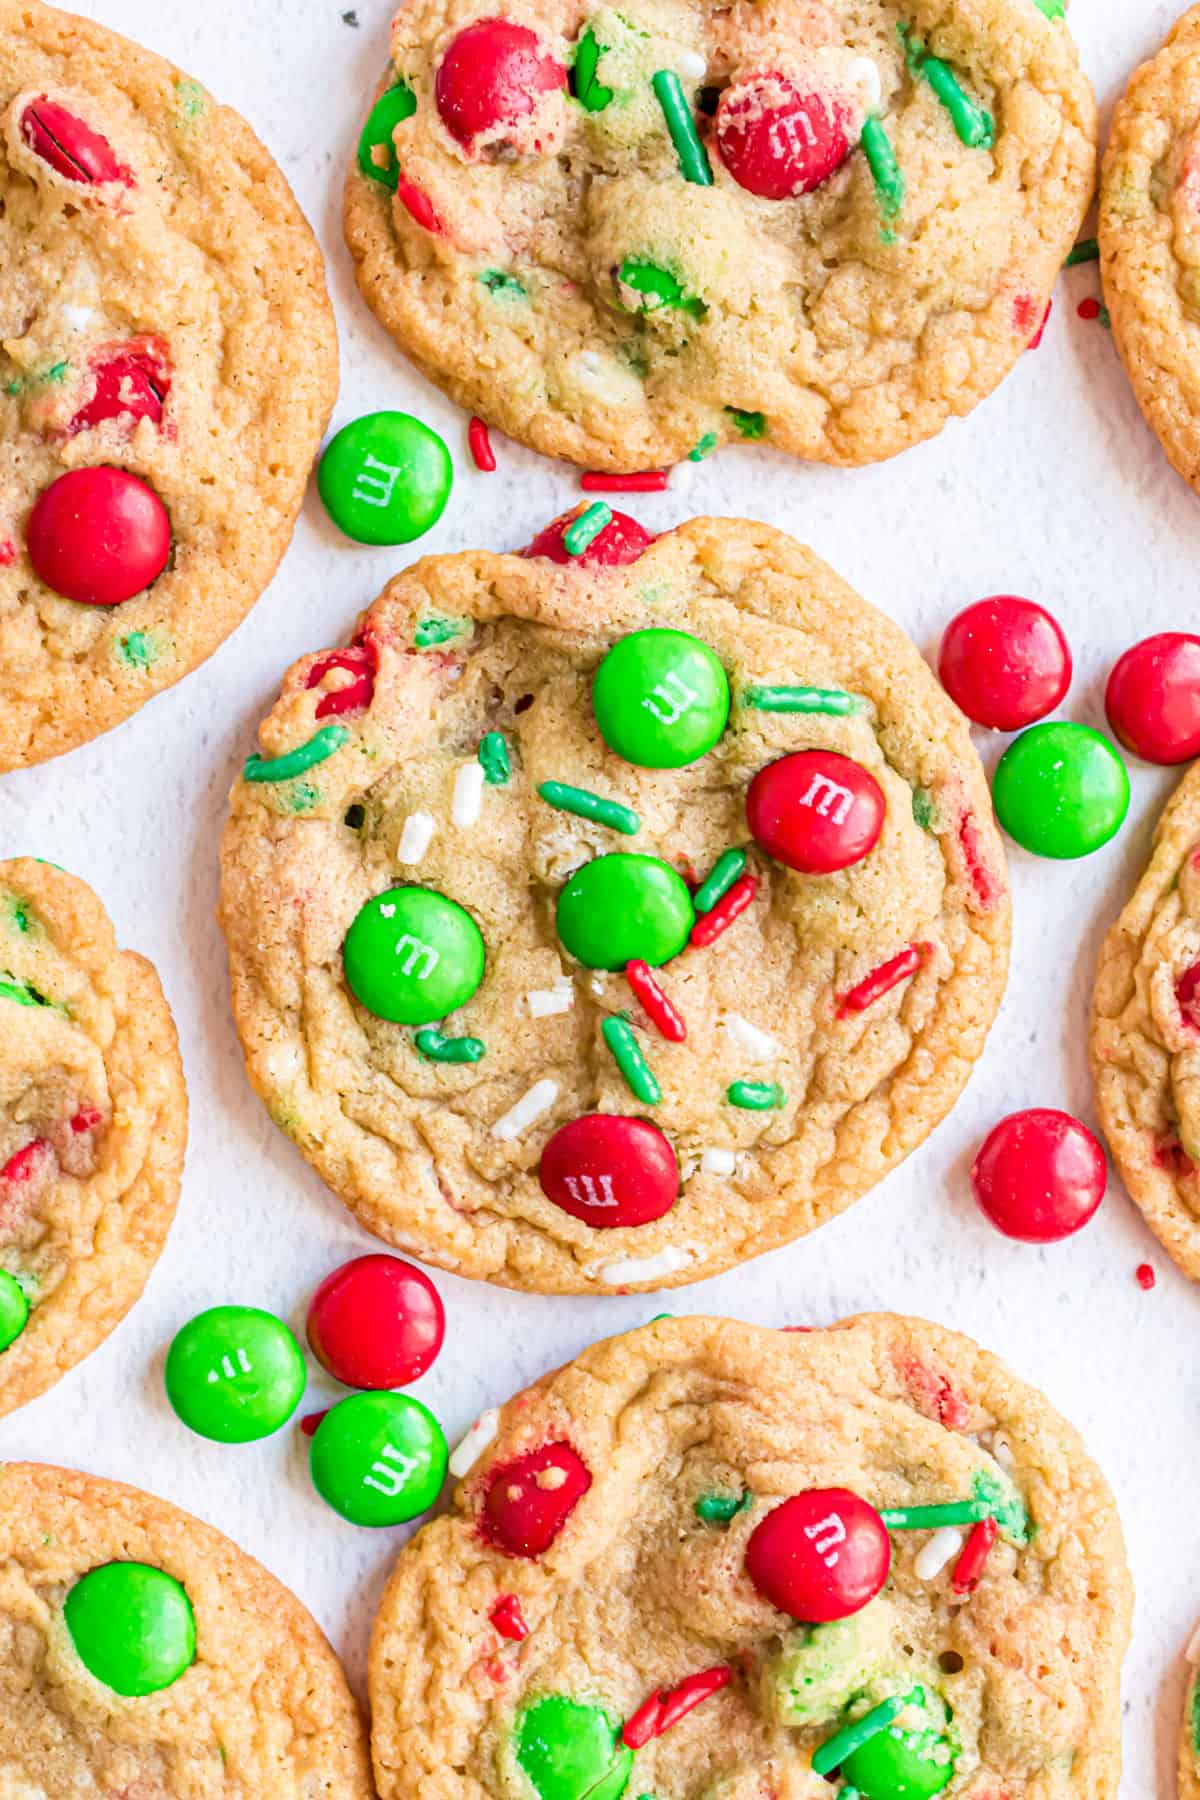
[767,1600,895,1728]
[974,1467,1029,1544]
[516,1697,633,1800]
[840,1687,957,1800]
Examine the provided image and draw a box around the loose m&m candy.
[27,467,171,605]
[1105,632,1200,764]
[539,1114,679,1227]
[318,412,453,546]
[938,595,1072,731]
[971,1108,1106,1243]
[745,1487,891,1621]
[343,886,485,1024]
[310,1390,448,1526]
[65,1562,196,1695]
[992,722,1128,859]
[307,1253,445,1388]
[592,628,730,768]
[165,1305,306,1442]
[747,749,885,874]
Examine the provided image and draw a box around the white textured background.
[0,2,1193,1792]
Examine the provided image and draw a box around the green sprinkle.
[572,26,614,111]
[116,630,156,670]
[478,732,511,784]
[1065,237,1098,267]
[861,117,905,222]
[479,269,527,298]
[9,903,30,935]
[742,684,862,716]
[563,502,612,557]
[602,1016,661,1104]
[174,76,209,119]
[619,258,707,318]
[1034,0,1065,16]
[689,431,718,462]
[902,26,993,149]
[727,1080,785,1110]
[974,1468,1029,1544]
[40,360,70,385]
[0,975,47,1007]
[415,615,467,649]
[812,1691,919,1777]
[695,1489,752,1525]
[244,725,350,784]
[415,1028,486,1063]
[4,379,22,397]
[880,1500,992,1530]
[1191,1670,1200,1758]
[652,68,713,185]
[694,849,747,913]
[538,780,640,835]
[912,787,936,831]
[726,407,766,439]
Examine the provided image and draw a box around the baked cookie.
[344,0,1095,471]
[218,514,1009,1294]
[1182,1636,1200,1800]
[0,856,186,1416]
[1099,3,1200,499]
[369,1313,1131,1800]
[0,1461,374,1796]
[1091,760,1200,1279]
[0,0,338,770]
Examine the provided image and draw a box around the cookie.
[1091,760,1200,1280]
[1100,3,1200,500]
[0,1461,373,1796]
[369,1312,1131,1800]
[1183,1640,1200,1800]
[0,0,338,770]
[343,0,1095,471]
[0,856,186,1416]
[218,515,1009,1294]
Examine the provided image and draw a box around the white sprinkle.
[397,810,436,864]
[1186,1622,1200,1664]
[914,1526,964,1581]
[452,762,485,828]
[991,1434,1017,1473]
[700,1147,737,1177]
[724,1013,781,1062]
[670,458,698,492]
[61,303,98,332]
[849,55,883,114]
[589,974,607,998]
[448,1407,500,1478]
[597,1246,693,1285]
[492,1079,558,1141]
[528,976,574,1018]
[677,49,706,80]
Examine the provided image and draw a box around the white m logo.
[641,671,698,727]
[799,774,854,825]
[363,1443,420,1496]
[394,934,439,979]
[803,1512,847,1567]
[351,453,402,508]
[563,1173,618,1208]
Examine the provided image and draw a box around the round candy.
[165,1304,306,1443]
[306,1253,445,1389]
[746,750,885,875]
[991,722,1129,859]
[556,855,693,970]
[937,595,1072,732]
[840,1693,956,1800]
[64,1562,196,1696]
[27,467,171,605]
[523,508,654,568]
[539,1114,680,1228]
[716,72,852,198]
[343,886,485,1024]
[1105,631,1200,764]
[592,629,730,769]
[317,412,453,546]
[482,1442,592,1556]
[745,1488,891,1622]
[435,19,567,151]
[309,1390,448,1526]
[971,1107,1106,1243]
[516,1696,634,1800]
[0,1268,29,1352]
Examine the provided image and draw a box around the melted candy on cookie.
[481,1442,592,1555]
[20,95,132,186]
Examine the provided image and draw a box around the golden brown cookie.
[369,1313,1131,1800]
[1091,760,1200,1279]
[1100,3,1200,498]
[0,0,338,770]
[1182,1640,1200,1799]
[0,857,186,1416]
[218,514,1009,1294]
[344,0,1095,471]
[0,1461,374,1797]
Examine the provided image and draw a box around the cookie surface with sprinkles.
[343,0,1095,470]
[368,1313,1131,1799]
[218,515,1009,1292]
[0,857,186,1416]
[0,1461,374,1795]
[0,0,337,769]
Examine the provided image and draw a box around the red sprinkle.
[1,1140,51,1184]
[622,1666,732,1749]
[0,539,16,568]
[299,1409,330,1438]
[836,943,932,1019]
[581,470,670,493]
[489,1593,529,1640]
[1136,1263,1156,1291]
[625,959,687,1042]
[689,874,757,949]
[468,416,497,472]
[1077,297,1101,321]
[306,646,376,719]
[951,1517,998,1594]
[958,811,1003,913]
[1028,300,1051,349]
[69,1106,104,1134]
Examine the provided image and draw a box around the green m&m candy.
[65,1562,196,1696]
[592,628,730,769]
[516,1696,634,1800]
[556,854,694,969]
[343,886,485,1024]
[992,722,1129,859]
[309,1391,448,1526]
[0,1269,29,1351]
[840,1690,956,1799]
[357,81,416,189]
[165,1305,306,1443]
[318,412,453,546]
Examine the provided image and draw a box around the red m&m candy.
[937,596,1072,732]
[523,508,654,568]
[20,95,132,186]
[435,19,567,154]
[27,467,170,606]
[306,1254,445,1389]
[1105,632,1200,764]
[482,1442,592,1556]
[716,72,853,199]
[747,749,884,874]
[69,341,170,435]
[971,1108,1106,1243]
[305,646,376,719]
[539,1114,679,1229]
[745,1488,891,1622]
